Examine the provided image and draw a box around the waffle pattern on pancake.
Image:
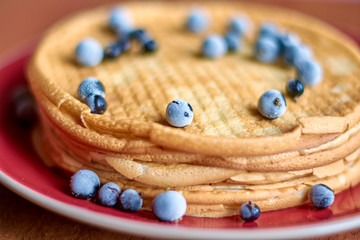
[28,2,360,156]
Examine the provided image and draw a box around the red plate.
[1,50,360,239]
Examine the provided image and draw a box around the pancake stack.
[27,2,360,217]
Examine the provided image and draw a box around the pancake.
[28,2,360,157]
[27,1,360,217]
[33,126,360,217]
[39,96,360,172]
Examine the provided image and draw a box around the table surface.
[0,0,360,239]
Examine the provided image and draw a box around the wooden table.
[1,0,359,239]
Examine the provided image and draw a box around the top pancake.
[27,2,360,156]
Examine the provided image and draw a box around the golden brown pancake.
[28,1,360,217]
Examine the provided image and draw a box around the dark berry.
[118,38,131,52]
[128,29,146,40]
[240,201,261,222]
[104,43,122,58]
[143,40,158,53]
[12,87,37,126]
[93,95,107,114]
[286,79,304,100]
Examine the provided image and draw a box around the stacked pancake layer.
[27,2,360,217]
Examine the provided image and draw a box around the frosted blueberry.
[258,22,278,38]
[228,14,251,36]
[255,36,280,63]
[224,32,242,52]
[109,6,134,34]
[166,100,194,127]
[119,189,143,212]
[202,35,227,59]
[78,77,105,102]
[309,184,334,209]
[258,90,287,119]
[78,77,107,114]
[240,201,261,222]
[286,79,304,100]
[75,38,104,67]
[185,8,209,33]
[284,44,313,67]
[297,60,323,86]
[152,191,187,222]
[98,182,121,207]
[70,170,100,199]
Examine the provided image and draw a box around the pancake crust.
[33,126,360,217]
[39,96,360,172]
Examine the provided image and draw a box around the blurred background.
[0,0,359,62]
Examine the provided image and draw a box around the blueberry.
[166,100,194,127]
[297,60,323,86]
[224,32,242,52]
[78,77,105,102]
[286,79,304,100]
[152,191,187,222]
[128,29,151,44]
[228,15,251,36]
[70,170,100,199]
[185,8,209,33]
[128,29,157,53]
[309,184,335,209]
[143,40,158,53]
[104,43,122,58]
[258,89,287,119]
[75,38,104,67]
[117,38,131,52]
[128,29,146,40]
[108,6,134,34]
[98,182,121,207]
[258,22,278,38]
[119,189,143,212]
[86,95,107,114]
[11,86,37,127]
[284,44,313,67]
[202,35,227,59]
[240,201,261,222]
[277,32,301,55]
[255,36,280,63]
